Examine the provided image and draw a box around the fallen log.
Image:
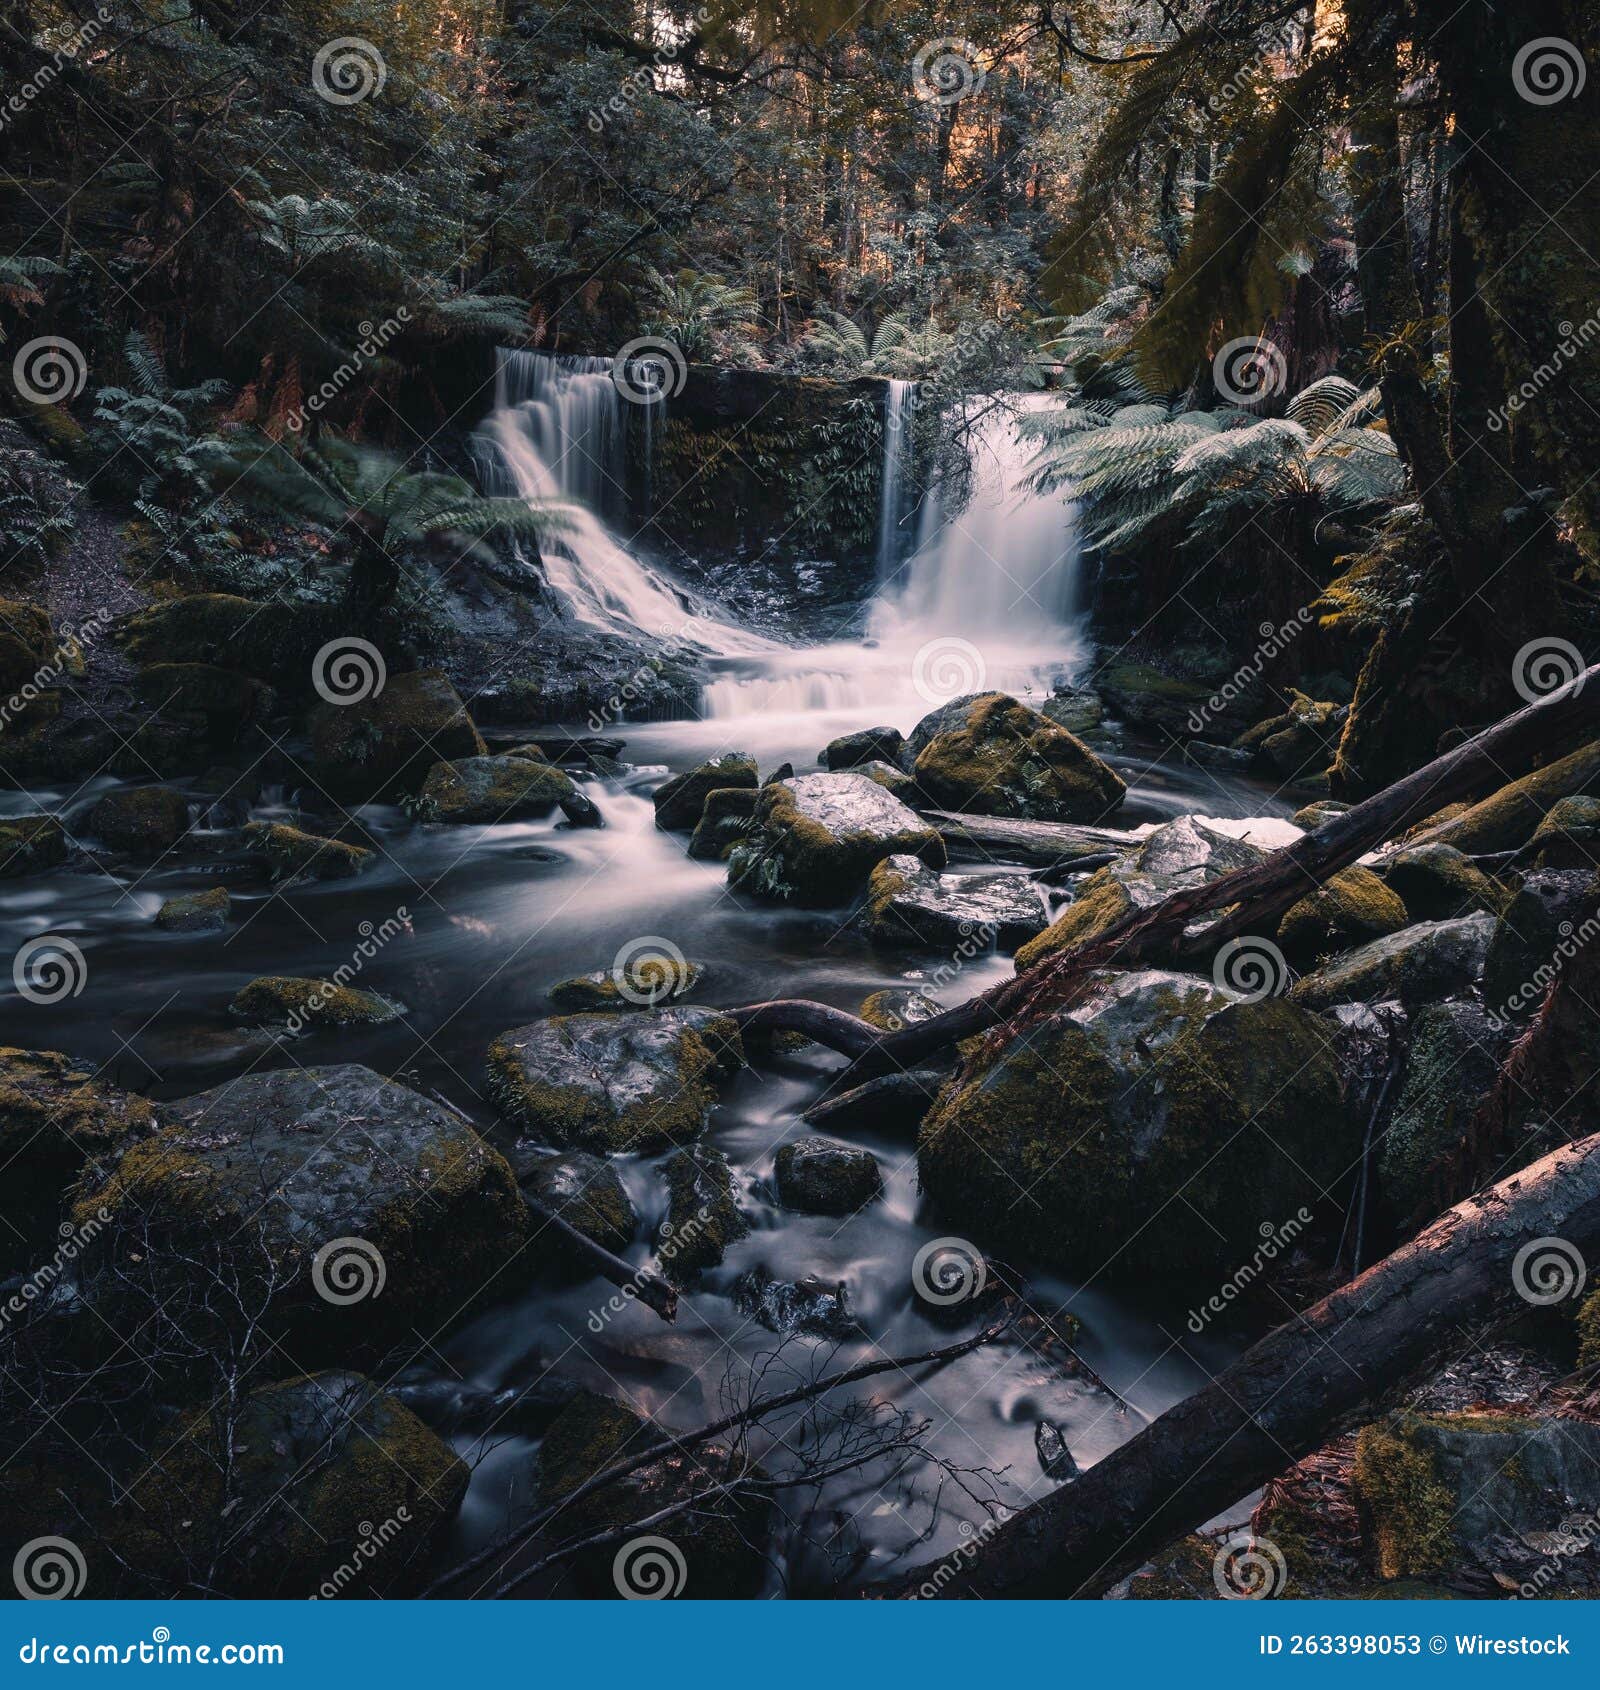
[926,810,1144,869]
[880,1128,1600,1598]
[523,1194,678,1322]
[729,666,1600,1083]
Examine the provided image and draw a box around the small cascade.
[875,378,917,578]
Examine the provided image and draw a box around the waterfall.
[876,378,917,577]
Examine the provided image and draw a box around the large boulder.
[653,753,757,831]
[918,969,1355,1274]
[133,663,275,738]
[1482,870,1599,1027]
[1289,913,1495,1011]
[116,593,319,678]
[84,784,190,855]
[910,692,1125,823]
[1530,795,1600,868]
[1277,866,1408,966]
[821,725,905,771]
[0,597,55,693]
[774,1137,882,1215]
[417,753,581,824]
[309,669,484,800]
[864,853,1048,949]
[727,772,944,906]
[1377,842,1508,921]
[485,1008,743,1152]
[1096,662,1219,738]
[75,1065,525,1352]
[686,786,758,860]
[243,820,372,881]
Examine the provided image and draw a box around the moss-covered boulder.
[1419,740,1600,856]
[111,1372,466,1597]
[548,956,703,1010]
[0,813,67,877]
[1292,799,1352,831]
[229,975,403,1030]
[658,1143,747,1283]
[1378,842,1508,921]
[1289,913,1496,1011]
[1014,866,1139,969]
[1097,662,1218,737]
[1278,866,1408,965]
[864,853,1047,949]
[243,820,373,881]
[75,1065,525,1354]
[856,758,920,802]
[1530,795,1600,868]
[309,669,484,801]
[727,771,944,905]
[0,1049,156,1273]
[116,594,318,677]
[154,885,231,932]
[417,753,579,824]
[485,1008,743,1153]
[686,786,758,860]
[537,1388,768,1597]
[1040,687,1104,737]
[820,725,905,771]
[84,784,190,855]
[1232,691,1346,777]
[1482,870,1599,1027]
[918,969,1355,1274]
[774,1136,882,1215]
[519,1149,637,1259]
[0,598,55,693]
[133,663,275,736]
[910,692,1126,823]
[653,753,757,831]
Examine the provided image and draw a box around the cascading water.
[875,378,917,578]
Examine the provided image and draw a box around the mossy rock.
[75,1065,526,1356]
[133,663,275,735]
[658,1143,746,1282]
[243,820,372,881]
[1421,739,1600,855]
[0,598,55,692]
[864,853,1046,949]
[84,784,190,855]
[229,975,404,1030]
[548,957,703,1010]
[1292,799,1351,831]
[820,725,905,771]
[308,669,484,801]
[537,1388,768,1597]
[653,753,758,831]
[1040,688,1104,737]
[0,1048,156,1274]
[920,969,1355,1275]
[686,786,758,860]
[1097,662,1220,736]
[485,1008,743,1153]
[1530,795,1600,869]
[108,1372,466,1597]
[519,1149,637,1259]
[727,771,945,906]
[1481,870,1600,1027]
[1578,1290,1600,1375]
[115,593,320,679]
[155,886,231,932]
[0,813,67,878]
[1378,842,1509,921]
[1289,913,1495,1011]
[416,753,576,823]
[774,1136,882,1215]
[854,758,920,802]
[910,692,1125,823]
[1233,692,1346,777]
[1278,866,1408,966]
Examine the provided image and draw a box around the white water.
[479,355,1088,744]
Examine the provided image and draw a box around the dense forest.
[3,0,1600,1607]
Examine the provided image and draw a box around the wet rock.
[417,753,582,824]
[85,784,190,855]
[763,761,794,786]
[858,988,941,1031]
[653,753,757,831]
[1482,870,1599,1026]
[1278,866,1408,966]
[803,1068,948,1136]
[133,663,275,737]
[658,1143,746,1282]
[154,886,231,932]
[686,786,758,860]
[855,758,920,802]
[1233,691,1346,776]
[919,969,1356,1274]
[732,1265,861,1339]
[229,974,404,1030]
[485,1008,743,1153]
[243,820,373,882]
[821,725,905,771]
[1035,1419,1079,1481]
[547,957,703,1011]
[1530,795,1600,868]
[1289,913,1495,1011]
[76,1064,525,1352]
[115,593,319,679]
[864,853,1048,949]
[519,1149,636,1255]
[727,771,945,906]
[1097,661,1220,737]
[0,813,67,877]
[1378,842,1508,921]
[0,1048,157,1273]
[309,669,485,800]
[0,597,56,693]
[1292,799,1351,831]
[1041,688,1103,737]
[774,1136,882,1214]
[910,692,1126,823]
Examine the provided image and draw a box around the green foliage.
[0,437,76,574]
[639,269,760,364]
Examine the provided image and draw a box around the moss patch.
[243,821,372,881]
[1278,866,1408,965]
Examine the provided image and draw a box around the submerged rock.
[1289,912,1494,1011]
[309,669,485,800]
[858,987,941,1031]
[0,813,68,877]
[154,885,231,932]
[727,771,944,906]
[910,692,1126,823]
[821,725,905,771]
[1278,866,1408,965]
[732,1265,861,1339]
[653,753,757,831]
[85,784,190,855]
[243,820,373,881]
[919,969,1355,1275]
[417,753,582,825]
[864,853,1048,949]
[658,1143,747,1282]
[229,974,404,1030]
[547,957,703,1011]
[774,1136,882,1215]
[485,1007,743,1152]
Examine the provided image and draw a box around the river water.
[0,357,1298,1593]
